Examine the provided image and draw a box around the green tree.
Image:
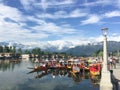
[12,46,16,53]
[18,48,22,54]
[98,51,103,56]
[96,50,103,57]
[9,46,13,53]
[24,50,31,54]
[0,46,3,53]
[92,53,97,57]
[3,45,10,53]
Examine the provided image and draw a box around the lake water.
[0,59,100,90]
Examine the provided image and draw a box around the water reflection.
[28,67,100,86]
[0,60,21,71]
[0,60,100,90]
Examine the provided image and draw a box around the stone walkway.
[112,63,120,90]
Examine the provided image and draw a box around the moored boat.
[89,63,101,76]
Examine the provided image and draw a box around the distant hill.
[65,41,120,56]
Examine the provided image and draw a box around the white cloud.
[52,0,75,5]
[31,22,76,35]
[83,0,114,7]
[20,0,86,20]
[0,0,120,44]
[36,9,87,19]
[69,9,87,18]
[0,18,48,42]
[83,0,120,10]
[20,0,75,10]
[108,36,120,41]
[0,4,23,22]
[108,33,120,41]
[81,15,100,25]
[40,0,48,10]
[28,0,120,10]
[0,4,49,42]
[35,0,75,9]
[26,16,46,25]
[105,11,120,18]
[0,4,77,42]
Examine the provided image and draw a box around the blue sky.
[0,0,120,44]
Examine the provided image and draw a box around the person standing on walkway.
[112,58,116,69]
[109,58,113,69]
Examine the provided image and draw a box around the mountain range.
[0,41,120,56]
[66,41,120,56]
[0,40,88,51]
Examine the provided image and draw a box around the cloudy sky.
[0,0,120,43]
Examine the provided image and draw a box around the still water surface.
[0,60,100,90]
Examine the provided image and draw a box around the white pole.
[100,28,112,90]
[103,35,108,72]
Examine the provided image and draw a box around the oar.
[27,70,36,74]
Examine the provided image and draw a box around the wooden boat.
[34,66,48,71]
[27,66,48,74]
[89,63,101,76]
[47,63,67,70]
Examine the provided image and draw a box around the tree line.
[0,45,71,59]
[0,45,119,59]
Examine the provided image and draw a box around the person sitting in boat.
[93,59,97,64]
[72,64,80,74]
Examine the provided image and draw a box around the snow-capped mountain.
[22,40,95,52]
[0,40,119,53]
[0,40,92,52]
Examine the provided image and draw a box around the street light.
[101,28,108,36]
[101,28,108,71]
[100,27,112,90]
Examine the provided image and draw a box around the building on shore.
[0,53,12,59]
[21,54,30,61]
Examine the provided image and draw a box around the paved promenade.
[112,63,120,90]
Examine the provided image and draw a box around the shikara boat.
[89,63,101,76]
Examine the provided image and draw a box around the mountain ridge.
[0,40,88,51]
[0,41,120,56]
[66,41,120,56]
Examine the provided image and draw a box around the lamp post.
[100,28,112,90]
[101,28,108,71]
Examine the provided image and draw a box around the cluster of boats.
[68,58,102,76]
[31,57,102,77]
[27,58,102,86]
